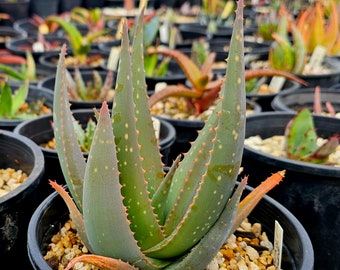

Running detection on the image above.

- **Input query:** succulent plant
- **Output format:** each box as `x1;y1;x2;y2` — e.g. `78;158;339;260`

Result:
148;45;306;115
296;0;340;55
72;116;96;153
46;15;110;64
285;108;339;164
269;13;307;74
201;0;235;34
69;6;105;35
65;68;114;101
0;80;50;119
51;1;284;269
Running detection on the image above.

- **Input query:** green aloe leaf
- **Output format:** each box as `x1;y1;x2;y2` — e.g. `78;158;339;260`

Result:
83;101;142;260
0;64;25;81
53;44;86;211
285;108;318;160
0;82;13;117
131;11;164;198
285;108;339;163
112;15;164;251
11;81;29;116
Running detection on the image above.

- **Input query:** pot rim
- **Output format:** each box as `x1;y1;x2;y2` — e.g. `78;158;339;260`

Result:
245;112;340;177
0;129;44;206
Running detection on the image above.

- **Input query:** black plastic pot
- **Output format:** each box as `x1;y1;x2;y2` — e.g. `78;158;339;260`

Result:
271;87;340;113
27;182;314;269
145;62;187;91
246;79;301;111
13;18;39;36
5;35;68;61
38;50;110;72
14;110;176;193
156;100;262;164
178;23;208;42
0;84;54;131
295;57;340;88
242;112;340;270
210;39;270;59
0;129;44;268
208;25;256;40
0;26;25;48
246;52;340;89
38;70;116;109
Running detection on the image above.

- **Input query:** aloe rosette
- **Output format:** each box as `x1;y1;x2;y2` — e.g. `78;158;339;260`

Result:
51;1;284;269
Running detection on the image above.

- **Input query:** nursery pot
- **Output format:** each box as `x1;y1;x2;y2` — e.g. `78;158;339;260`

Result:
38;70;116;110
38;50;109;72
0;26;25;48
271;87;340;113
13;18;44;36
0;129;44;268
295;57;340;88
246;79;301;111
5;35;68;61
242;112;340;269
0;84;54;131
145;65;187;91
27;183;314;269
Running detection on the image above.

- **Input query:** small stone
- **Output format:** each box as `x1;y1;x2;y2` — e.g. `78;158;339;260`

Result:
206;258;220;270
240;219;252;231
251;223;262;237
238;241;248;250
260;240;273;251
221;248;235;260
246;245;260;261
226;234;236;244
237;259;248;270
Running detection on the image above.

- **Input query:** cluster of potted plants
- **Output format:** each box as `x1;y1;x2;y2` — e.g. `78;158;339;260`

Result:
2;0;340;269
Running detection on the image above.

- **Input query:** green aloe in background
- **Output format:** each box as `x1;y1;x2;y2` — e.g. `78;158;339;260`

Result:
51;1;284;269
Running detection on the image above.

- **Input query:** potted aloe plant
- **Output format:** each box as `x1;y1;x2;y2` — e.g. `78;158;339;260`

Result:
148;43;306;159
0;80;53;130
38;14;110;70
0;128;45;269
242;109;340;269
26;2;312;269
252;2;340;88
38;68;116;109
0;50;53;84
